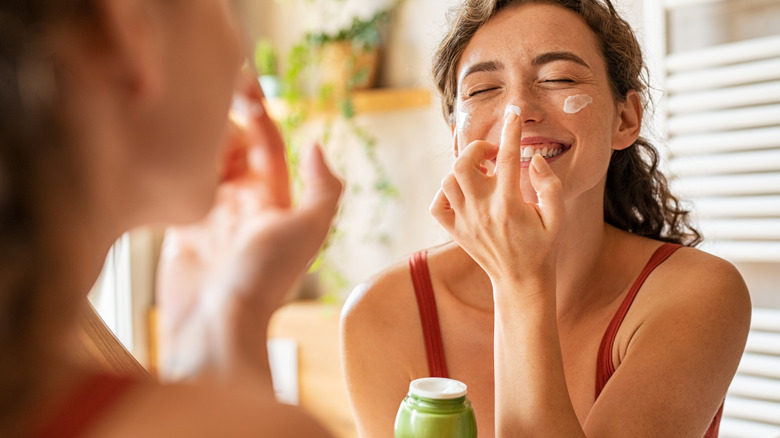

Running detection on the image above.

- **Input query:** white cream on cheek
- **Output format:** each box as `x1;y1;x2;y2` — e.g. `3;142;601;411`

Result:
457;109;471;135
563;94;593;114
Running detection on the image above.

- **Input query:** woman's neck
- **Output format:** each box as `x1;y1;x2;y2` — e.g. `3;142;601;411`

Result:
553;191;638;319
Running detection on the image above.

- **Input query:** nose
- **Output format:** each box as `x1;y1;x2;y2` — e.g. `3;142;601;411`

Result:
507;87;545;125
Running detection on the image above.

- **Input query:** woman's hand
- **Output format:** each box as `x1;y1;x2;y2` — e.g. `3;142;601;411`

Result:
430;106;565;290
156;76;342;383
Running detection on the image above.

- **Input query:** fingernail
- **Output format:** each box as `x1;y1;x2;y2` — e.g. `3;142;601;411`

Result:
531;153;546;172
504;104;521;122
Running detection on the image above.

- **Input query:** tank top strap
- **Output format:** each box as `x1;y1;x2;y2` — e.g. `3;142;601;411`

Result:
408;251;449;378
595;242;682;397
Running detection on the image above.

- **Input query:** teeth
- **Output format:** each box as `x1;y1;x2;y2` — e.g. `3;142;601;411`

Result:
520;147;564;160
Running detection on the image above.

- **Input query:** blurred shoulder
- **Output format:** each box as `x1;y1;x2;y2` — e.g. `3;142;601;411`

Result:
92;382;331;438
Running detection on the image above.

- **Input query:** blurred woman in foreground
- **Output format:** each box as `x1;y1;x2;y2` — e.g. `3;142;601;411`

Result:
0;0;341;436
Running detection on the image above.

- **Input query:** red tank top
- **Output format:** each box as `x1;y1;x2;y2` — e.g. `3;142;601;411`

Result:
32;373;137;438
408;243;722;437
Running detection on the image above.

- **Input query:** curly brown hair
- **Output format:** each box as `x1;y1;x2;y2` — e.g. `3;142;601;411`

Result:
432;0;701;246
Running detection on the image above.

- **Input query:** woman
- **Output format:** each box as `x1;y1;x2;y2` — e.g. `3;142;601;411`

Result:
341;0;751;436
0;0;341;436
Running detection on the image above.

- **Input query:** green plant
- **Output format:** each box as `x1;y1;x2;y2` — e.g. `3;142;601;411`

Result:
305;8;392;51
254;39;278;76
266;2;403;302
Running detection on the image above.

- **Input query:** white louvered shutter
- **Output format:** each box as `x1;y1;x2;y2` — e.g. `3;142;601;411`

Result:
643;1;780;436
645;0;780;263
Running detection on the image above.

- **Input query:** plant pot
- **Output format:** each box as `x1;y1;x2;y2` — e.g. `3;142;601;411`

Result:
318;41;380;96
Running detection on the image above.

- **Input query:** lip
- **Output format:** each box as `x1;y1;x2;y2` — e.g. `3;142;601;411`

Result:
520;136;570;146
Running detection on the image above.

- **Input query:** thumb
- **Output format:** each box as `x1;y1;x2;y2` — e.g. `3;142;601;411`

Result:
529;154;564;232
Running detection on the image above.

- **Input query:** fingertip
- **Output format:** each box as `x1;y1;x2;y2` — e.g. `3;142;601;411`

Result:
305;143;331;178
504;104;521;122
302;143;343;202
530;153;549;174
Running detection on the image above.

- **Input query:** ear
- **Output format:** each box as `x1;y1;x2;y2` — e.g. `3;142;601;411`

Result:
612;89;642;151
95;0;163;102
450;123;459;158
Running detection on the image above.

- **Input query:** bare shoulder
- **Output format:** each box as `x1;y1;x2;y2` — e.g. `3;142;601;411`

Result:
340;253;418;336
90;382;331;438
638;244;751;339
661;246;750;308
340;242;465;336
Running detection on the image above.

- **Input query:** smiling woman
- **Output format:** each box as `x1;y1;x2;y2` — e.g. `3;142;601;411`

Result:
341;1;751;437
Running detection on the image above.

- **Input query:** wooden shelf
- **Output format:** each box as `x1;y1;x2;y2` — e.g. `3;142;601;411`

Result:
265;87;432;119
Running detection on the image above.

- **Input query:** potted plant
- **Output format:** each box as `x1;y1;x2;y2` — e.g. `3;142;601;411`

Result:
306;8;393;97
266;1;402;303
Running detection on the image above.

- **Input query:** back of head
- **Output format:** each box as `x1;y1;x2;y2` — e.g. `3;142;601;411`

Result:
433;0;701;246
0;1;91;433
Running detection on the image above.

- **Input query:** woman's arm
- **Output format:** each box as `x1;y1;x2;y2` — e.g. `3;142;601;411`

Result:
582;251;750;436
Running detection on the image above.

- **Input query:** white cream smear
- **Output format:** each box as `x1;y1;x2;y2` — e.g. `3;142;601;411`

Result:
563;94;593;114
457;110;471;134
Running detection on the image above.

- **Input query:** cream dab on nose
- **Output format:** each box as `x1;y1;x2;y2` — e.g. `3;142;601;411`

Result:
505;104;521;118
563;94;593;114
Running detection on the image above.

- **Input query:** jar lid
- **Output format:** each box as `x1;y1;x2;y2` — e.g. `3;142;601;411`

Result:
409;377;468;400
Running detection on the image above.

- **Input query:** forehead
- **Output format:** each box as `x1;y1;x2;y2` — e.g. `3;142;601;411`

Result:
457;3;604;78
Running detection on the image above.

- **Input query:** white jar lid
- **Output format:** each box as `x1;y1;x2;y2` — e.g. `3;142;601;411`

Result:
409;377;468;399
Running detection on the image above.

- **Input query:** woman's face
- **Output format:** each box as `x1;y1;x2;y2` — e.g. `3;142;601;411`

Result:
454;2;637;203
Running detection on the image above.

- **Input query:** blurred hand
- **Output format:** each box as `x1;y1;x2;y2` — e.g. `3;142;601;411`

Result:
156;75;342;382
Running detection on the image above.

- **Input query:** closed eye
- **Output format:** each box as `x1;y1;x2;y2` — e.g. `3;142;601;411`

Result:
468;87;500;97
544;78;575;83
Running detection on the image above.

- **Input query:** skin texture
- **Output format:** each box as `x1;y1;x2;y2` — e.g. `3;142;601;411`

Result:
341;4;750;438
21;0;342;436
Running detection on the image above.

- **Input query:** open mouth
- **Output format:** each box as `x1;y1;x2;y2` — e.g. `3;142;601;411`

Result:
519;143;569;162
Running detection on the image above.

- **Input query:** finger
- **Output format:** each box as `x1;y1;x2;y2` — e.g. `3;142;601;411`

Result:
239;74;292;208
429;187;455;231
218;120;249;182
529;154;565;232
496;104;523;194
299;143;343;220
440;173;465;211
452;140;496;194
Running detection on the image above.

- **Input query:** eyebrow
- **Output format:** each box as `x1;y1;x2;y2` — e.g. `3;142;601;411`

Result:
532;51;590;68
459;51;590;83
459;60;505;82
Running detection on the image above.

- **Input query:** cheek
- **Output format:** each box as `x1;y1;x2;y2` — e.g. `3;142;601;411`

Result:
454;103;503;151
